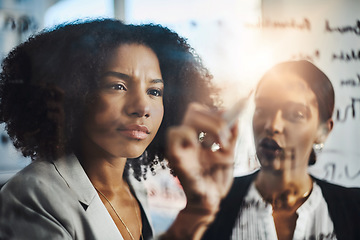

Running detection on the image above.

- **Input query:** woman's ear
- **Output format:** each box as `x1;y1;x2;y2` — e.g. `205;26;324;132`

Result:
315;118;334;144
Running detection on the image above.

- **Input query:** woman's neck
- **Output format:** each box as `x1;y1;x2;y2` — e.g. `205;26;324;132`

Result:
75;142;128;192
255;169;313;210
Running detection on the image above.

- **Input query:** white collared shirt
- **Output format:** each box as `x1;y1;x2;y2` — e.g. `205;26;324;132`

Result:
231;181;337;240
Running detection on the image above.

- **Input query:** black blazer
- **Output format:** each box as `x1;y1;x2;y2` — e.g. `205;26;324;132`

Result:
202;171;360;240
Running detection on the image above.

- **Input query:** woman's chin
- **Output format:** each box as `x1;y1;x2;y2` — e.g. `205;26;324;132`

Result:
103;146;146;160
258;154;284;172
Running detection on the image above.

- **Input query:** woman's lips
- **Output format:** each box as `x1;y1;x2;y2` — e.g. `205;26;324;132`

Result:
117;125;150;140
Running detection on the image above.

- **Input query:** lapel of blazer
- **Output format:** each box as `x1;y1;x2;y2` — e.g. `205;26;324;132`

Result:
202;170;259;240
53;154;124;240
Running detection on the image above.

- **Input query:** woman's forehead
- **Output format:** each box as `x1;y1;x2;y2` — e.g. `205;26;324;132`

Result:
256;71;318;106
257;71;311;92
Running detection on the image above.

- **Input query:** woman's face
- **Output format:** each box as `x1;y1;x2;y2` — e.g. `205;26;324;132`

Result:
253;71;322;173
82;44;164;159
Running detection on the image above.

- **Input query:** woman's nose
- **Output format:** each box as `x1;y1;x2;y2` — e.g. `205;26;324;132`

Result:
125;90;150;118
265;110;284;135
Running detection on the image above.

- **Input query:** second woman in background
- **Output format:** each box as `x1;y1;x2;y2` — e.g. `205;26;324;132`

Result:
202;60;360;240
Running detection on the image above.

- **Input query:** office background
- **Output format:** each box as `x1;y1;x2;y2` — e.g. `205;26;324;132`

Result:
1;0;359;232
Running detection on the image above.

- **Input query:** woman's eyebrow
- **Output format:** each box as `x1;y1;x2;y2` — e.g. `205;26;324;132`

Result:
284;101;311;113
150;78;164;85
101;71;164;84
101;71;131;81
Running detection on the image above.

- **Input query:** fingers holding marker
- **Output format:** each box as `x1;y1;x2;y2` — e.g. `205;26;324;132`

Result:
166;125;199;161
185;91;252;152
182;103;232;150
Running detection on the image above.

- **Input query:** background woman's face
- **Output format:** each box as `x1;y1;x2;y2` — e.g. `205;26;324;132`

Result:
82;44;164;159
253;71;321;173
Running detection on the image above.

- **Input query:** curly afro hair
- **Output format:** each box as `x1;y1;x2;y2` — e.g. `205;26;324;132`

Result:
0;18;219;180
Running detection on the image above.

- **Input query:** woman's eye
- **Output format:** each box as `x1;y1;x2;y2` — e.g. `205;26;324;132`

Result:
148;89;163;97
295;111;305;118
282;103;310;122
286;109;307;122
293;110;306;120
111;84;126;91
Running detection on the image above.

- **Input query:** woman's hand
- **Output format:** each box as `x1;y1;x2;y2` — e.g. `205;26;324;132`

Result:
162;103;239;239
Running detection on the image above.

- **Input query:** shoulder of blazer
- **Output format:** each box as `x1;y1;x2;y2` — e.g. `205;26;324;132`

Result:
312;176;360;240
202;170;259;240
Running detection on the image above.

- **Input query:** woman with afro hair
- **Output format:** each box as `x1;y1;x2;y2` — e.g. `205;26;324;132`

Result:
0;19;238;240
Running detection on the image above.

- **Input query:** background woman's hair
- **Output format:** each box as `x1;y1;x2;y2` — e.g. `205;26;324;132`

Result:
0;18;218;180
256;60;335;165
